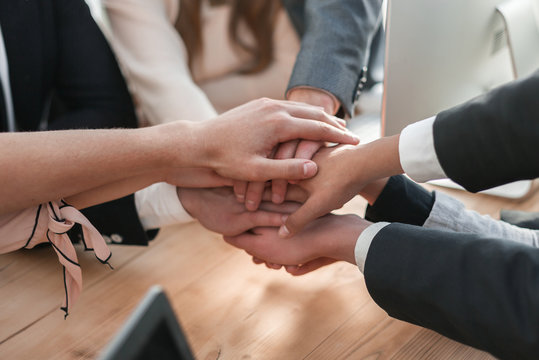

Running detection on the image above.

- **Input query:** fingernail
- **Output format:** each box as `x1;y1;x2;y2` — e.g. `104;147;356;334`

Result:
246;200;256;210
281;214;289;223
278;225;290;237
272;193;283;204
236;194;245;202
303;162;317;177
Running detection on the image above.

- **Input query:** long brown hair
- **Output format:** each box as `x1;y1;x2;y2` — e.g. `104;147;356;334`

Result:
176;0;280;74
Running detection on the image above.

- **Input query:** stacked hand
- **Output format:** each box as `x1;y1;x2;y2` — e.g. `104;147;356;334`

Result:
232;90;341;211
165;97;401;277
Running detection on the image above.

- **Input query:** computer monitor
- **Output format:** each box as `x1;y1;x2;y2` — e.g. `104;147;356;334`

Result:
382;0;539;198
99;286;195;360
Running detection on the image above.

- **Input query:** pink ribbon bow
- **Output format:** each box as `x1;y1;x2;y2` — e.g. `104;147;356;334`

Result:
45;201;112;318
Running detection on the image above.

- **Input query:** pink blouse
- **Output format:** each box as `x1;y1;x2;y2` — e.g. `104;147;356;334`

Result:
0;200;111;317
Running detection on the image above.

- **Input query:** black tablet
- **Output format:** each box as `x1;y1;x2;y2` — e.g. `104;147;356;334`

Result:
99;286;195;360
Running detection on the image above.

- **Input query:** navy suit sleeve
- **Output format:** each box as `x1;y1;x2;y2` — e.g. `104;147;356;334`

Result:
49;0;151;245
365;223;539;360
433;70;539;192
365;175;435;226
283;0;382;116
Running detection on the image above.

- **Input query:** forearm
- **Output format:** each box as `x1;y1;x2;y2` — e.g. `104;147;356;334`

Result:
65;171;161;210
286;0;383;116
0;123;200;214
433;70;539;191
425;191;539;247
350;135;403;186
365;224;539;359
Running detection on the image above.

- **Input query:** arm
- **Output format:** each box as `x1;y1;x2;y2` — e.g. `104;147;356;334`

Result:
432;70;539;192
283;0;383;116
365;224;539;359
0;98;358;214
103;0;217;124
226;211;539;359
283;71;539;235
49;0;147;245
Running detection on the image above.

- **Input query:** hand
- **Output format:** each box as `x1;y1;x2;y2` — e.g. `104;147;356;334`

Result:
224;213;370;271
269;89;341;205
237;89;344;210
237;140;324;210
197;98;359;182
280;136;402;237
178;187;302;236
165;168;233;188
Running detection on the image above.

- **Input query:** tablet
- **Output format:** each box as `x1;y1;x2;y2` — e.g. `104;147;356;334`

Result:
99;285;195;360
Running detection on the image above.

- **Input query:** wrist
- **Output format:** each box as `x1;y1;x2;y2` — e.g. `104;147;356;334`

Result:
287;87;340;115
148;121;205;169
321;214;371;265
176;187;196;219
360;178;390;205
352;135;403;184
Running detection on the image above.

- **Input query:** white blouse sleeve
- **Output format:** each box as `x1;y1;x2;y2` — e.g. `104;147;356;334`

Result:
103;0;217;124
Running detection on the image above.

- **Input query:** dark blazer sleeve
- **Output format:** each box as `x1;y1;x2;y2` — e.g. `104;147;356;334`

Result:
364;175;435;226
282;0;382;116
364;224;539;360
48;0;151;246
433;70;539;192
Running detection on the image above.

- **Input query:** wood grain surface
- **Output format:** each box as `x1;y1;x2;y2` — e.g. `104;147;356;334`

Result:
1;183;537;359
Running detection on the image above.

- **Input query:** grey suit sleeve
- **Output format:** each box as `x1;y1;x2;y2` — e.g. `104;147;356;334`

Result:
433;70;539;192
365;223;539;360
283;0;382;116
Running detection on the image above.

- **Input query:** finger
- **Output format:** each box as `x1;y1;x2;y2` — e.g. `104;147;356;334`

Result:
263;185;308;203
251;158;318;182
283;185;308;203
280;118;359;146
285;258;337;276
258;201;301;214
280;196;328;237
271;141;299;204
283;104;347;130
265;263;282;270
246;210;288;228
233;181;248;202
245;181;266;211
252;257;264;265
294;140;323;160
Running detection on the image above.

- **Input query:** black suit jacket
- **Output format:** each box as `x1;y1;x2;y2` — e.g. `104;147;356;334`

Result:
364;72;539;359
0;0;150;245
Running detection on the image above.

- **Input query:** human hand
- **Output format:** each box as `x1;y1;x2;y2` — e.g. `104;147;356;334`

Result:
237;90;344;210
280;135;403;237
197;98;359;182
268;88;342;206
224;213;370;271
178;186;302;236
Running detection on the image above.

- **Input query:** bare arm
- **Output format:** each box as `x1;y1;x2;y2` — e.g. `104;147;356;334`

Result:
1;98;358;215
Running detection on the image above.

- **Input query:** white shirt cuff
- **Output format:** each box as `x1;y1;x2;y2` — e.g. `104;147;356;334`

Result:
354;222;390;273
134;182;194;230
399;116;447;183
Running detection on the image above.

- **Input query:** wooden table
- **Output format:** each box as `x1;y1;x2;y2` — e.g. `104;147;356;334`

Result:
1;184;538;360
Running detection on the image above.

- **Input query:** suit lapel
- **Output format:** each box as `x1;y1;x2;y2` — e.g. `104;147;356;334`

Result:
0;0;44;131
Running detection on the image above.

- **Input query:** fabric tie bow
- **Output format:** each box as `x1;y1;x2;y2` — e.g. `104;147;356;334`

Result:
45;201;112;318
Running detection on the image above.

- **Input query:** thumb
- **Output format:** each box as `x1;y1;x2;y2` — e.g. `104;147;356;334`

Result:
279;196;326;237
254;158;318;181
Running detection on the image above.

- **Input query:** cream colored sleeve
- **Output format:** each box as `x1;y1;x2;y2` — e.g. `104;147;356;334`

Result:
199;10;300;113
103;0;217;124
